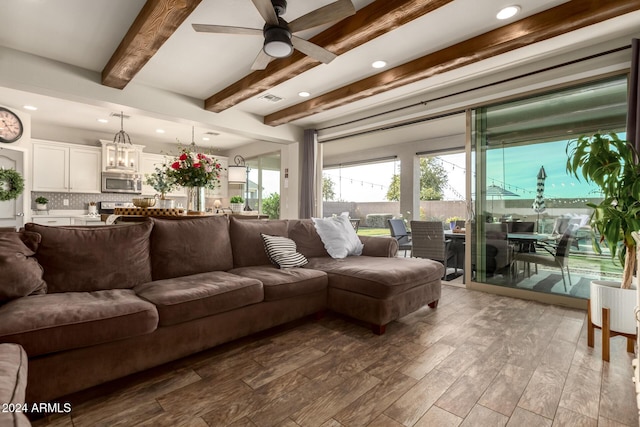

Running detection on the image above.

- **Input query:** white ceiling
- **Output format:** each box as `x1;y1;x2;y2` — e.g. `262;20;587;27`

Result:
0;0;638;153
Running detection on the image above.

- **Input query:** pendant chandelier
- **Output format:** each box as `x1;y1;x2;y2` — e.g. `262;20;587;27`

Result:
106;111;134;170
112;111;132;145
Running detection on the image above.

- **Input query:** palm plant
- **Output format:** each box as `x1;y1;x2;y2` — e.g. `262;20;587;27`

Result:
566;132;640;289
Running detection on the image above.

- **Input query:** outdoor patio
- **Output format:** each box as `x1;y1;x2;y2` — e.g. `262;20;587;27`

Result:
357;224;623;300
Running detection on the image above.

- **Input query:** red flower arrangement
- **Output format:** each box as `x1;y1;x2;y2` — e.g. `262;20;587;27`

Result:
167;145;222;189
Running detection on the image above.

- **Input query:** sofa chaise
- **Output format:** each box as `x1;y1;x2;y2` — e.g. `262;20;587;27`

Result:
0;216;442;404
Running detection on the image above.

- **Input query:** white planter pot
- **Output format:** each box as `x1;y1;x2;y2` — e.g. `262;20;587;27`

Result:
590;280;637;335
36;203;47;211
230;203;243;213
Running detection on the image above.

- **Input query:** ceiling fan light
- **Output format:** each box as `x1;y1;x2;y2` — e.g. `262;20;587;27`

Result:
263;27;293;58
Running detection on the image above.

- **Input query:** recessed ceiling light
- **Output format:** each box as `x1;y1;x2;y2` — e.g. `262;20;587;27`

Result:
496;5;520;20
156;129;165;134
23;105;37;111
97;118;109;123
202;137;210;141
371;60;387;69
298;91;310;97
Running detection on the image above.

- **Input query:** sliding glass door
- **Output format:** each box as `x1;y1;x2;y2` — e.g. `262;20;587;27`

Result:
471;75;628;298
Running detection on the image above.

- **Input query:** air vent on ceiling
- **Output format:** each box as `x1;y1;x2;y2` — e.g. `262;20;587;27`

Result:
110;112;130;119
258;93;284;103
204;131;220;136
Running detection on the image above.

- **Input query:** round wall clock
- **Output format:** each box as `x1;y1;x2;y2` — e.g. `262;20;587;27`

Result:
0;107;24;143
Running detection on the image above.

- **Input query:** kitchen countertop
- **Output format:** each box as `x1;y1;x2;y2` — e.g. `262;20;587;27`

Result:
31;210;103;220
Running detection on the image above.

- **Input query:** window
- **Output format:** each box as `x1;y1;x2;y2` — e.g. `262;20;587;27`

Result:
322;158;397;232
246;152;280;218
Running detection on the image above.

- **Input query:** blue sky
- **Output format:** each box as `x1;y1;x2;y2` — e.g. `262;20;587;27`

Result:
486;139;601;200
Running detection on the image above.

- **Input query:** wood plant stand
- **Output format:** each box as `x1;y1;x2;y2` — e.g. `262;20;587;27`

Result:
587;298;637;362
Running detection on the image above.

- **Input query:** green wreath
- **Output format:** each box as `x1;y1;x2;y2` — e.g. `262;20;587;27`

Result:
0;169;25;201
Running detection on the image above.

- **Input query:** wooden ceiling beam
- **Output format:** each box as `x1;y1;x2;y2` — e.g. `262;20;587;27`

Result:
204;0;454;113
265;0;640;126
102;0;202;89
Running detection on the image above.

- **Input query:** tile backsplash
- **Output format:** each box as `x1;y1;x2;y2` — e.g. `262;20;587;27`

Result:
31;192;186;210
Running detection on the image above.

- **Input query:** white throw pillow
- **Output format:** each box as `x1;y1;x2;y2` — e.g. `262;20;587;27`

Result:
312;214;363;259
261;234;308;268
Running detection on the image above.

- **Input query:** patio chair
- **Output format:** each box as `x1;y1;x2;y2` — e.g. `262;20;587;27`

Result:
388;219;411;257
410;221;457;279
486;222;515;281
549;215;589;250
514;223;577;291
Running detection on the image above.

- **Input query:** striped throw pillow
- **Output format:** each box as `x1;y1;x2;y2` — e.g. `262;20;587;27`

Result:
261;234;308;269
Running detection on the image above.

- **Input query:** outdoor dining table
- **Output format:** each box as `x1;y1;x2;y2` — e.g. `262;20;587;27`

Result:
443;230;551;272
444;230;550;244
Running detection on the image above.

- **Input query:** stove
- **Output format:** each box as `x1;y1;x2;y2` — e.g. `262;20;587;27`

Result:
98;201;135;215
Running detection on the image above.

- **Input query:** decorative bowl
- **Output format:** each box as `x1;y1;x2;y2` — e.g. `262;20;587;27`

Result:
132;198;157;208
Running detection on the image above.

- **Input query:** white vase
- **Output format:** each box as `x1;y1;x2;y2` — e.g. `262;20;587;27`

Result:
590;280;637;335
230;203;243;213
157;198;175;209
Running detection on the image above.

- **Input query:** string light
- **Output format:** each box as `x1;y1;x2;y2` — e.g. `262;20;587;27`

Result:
323;171;385;191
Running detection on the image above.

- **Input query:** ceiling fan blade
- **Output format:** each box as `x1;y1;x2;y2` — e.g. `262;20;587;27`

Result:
251;49;274;70
192;24;262;35
292;36;337;64
288;0;355;33
251;0;279;25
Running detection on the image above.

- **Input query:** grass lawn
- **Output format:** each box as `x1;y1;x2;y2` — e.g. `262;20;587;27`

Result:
357;227;390;237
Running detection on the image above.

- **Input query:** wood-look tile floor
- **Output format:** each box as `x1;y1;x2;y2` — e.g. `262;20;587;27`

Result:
32;284;638;427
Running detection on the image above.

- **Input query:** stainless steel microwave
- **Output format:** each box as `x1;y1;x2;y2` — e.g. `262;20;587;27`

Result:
101;171;142;194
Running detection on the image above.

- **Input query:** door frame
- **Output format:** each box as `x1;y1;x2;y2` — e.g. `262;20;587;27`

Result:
0;145;29;228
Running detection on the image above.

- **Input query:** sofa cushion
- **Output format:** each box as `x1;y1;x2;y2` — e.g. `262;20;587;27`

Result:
230;217;288;267
287;219;330;258
0;232;47;303
305;256;443;299
228;265;327;301
261;234;308;268
25;222;153;293
0;344;29;427
312;215;363;258
359;235;399;257
15;230;41;252
0;290;158;357
149;216;233;280
134;271;263;326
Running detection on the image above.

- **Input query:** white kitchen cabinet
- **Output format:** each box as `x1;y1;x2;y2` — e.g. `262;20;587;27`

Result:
69;147;101;193
30;216;72;226
33;140;101;193
72;217;105;226
32;142;68;192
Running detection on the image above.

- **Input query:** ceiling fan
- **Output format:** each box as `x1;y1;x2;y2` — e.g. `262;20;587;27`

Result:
192;0;355;70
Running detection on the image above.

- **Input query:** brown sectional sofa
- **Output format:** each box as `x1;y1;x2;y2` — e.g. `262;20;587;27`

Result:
0;343;30;427
0;216;442;404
